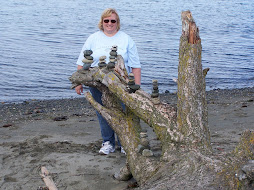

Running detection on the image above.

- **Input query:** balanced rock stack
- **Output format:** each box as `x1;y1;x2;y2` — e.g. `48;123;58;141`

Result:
98;56;107;68
151;80;160;104
127;73;140;93
138;129;153;157
140;129;150;149
82;50;93;70
107;45;117;69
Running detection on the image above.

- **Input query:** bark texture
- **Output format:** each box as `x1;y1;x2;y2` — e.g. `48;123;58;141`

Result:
178;11;211;153
69;11;254;190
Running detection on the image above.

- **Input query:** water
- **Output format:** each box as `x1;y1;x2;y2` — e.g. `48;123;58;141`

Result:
0;0;253;103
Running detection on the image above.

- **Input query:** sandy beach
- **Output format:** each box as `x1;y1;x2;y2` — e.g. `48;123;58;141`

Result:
0;87;253;190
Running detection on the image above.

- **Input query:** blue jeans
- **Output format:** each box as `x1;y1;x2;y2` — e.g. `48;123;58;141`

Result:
89;87;120;147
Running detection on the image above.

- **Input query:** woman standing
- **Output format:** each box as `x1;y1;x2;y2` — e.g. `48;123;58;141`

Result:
75;8;141;155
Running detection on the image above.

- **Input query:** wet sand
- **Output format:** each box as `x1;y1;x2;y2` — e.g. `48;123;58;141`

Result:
0;87;253;190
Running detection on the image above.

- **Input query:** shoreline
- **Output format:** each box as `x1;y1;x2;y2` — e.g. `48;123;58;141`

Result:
1;86;254;104
1;87;253;124
0;87;253;189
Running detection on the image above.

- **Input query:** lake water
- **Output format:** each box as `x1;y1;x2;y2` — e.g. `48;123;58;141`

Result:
0;0;253;103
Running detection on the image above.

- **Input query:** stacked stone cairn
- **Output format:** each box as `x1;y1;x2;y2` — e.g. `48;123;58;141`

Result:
151;80;160;104
138;129;153;157
82;50;93;70
98;56;107;68
107;45;118;70
127;73;140;93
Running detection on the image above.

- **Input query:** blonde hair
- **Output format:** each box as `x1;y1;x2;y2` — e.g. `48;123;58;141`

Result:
98;8;120;31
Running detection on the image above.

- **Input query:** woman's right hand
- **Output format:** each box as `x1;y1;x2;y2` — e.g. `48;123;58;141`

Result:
75;85;83;95
75;65;84;95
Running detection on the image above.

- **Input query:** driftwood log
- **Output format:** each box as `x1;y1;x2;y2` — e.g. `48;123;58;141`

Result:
40;167;58;190
69;11;254;190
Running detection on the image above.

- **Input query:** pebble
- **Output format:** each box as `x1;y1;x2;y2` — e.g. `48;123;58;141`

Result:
84;55;93;60
140;138;150;148
111;45;117;51
2;124;13;128
142;149;153;157
110;51;117;56
242;160;254;180
110;58;116;62
138;144;145;153
99;62;107;68
107;62;115;69
128;73;134;79
83;63;91;70
128;79;135;85
53;116;68;121
99;56;106;61
151;92;159;98
83;50;93;56
82;59;93;64
140;132;148;138
128;84;140;91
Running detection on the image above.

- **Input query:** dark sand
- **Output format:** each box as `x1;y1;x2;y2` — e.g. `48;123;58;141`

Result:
0;87;253;190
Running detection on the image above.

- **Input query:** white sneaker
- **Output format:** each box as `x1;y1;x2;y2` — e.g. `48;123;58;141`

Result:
121;147;126;155
99;141;115;155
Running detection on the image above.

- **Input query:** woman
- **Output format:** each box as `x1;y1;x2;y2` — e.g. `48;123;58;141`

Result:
75;8;141;155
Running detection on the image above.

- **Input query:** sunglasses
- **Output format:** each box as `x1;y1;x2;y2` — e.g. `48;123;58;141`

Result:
103;19;117;23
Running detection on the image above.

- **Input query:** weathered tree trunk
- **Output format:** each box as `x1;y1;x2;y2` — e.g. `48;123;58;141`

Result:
178;11;211;153
69;11;254;190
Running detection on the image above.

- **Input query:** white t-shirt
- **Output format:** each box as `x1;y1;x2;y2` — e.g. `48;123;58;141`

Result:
76;30;141;73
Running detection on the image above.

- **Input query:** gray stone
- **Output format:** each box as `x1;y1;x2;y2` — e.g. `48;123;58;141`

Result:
140;132;148;138
107;62;115;69
128;73;134;78
141;138;150;147
141;129;147;133
153;86;159;90
98;62;107;68
152;79;158;84
151;97;160;105
138;144;145;153
111;45;117;51
83;50;93;56
109;58;116;62
99;55;106;61
142;149;153;157
114;165;132;181
242;160;254;180
84;55;93;60
129;84;140;91
83;63;91;70
110;51;117;56
151;92;159;98
82;58;93;64
128;80;135;85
